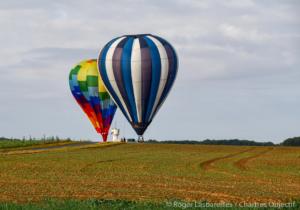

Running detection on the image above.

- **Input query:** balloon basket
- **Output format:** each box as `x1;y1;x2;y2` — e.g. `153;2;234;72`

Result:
137;135;144;143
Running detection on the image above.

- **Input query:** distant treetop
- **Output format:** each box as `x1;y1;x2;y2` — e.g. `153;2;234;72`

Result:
281;137;300;146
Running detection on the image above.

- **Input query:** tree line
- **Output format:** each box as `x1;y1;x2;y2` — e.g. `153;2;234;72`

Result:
146;137;300;146
280;136;300;146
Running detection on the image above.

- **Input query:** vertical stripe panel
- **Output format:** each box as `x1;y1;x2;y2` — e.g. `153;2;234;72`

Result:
105;37;133;122
147;36;169;120
143;36;161;122
98;37;132;122
120;37;138;123
149;37;178;121
139;37;152;123
131;38;142;123
112;38;136;123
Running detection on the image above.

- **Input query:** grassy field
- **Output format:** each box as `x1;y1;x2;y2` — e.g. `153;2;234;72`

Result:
0;143;299;208
0;139;73;149
0;199;297;210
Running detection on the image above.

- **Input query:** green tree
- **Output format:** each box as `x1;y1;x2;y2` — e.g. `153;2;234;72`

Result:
281;137;300;146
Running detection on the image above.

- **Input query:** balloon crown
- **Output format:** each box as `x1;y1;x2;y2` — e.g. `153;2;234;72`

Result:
123;34;152;38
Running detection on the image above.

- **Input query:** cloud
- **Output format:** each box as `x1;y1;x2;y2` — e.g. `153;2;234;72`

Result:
219;24;271;42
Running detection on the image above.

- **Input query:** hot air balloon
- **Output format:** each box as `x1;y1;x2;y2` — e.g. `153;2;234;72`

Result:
69;59;117;142
97;34;178;141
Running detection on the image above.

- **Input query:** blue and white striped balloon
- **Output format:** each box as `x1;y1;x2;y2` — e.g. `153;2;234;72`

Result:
97;34;178;138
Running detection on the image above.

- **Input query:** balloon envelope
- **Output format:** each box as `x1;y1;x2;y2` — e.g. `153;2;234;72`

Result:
98;34;178;136
69;59;117;141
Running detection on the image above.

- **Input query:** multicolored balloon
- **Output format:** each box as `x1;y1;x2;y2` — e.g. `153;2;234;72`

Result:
69;59;117;142
97;34;178;140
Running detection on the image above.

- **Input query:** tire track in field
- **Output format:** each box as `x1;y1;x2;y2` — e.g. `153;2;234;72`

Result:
199;148;255;170
78;143;127;172
81;142;124;150
0;142;96;155
0;142;124;156
79;156;134;173
234;147;274;170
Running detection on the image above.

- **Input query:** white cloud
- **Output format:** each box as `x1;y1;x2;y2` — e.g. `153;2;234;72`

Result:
220;24;270;42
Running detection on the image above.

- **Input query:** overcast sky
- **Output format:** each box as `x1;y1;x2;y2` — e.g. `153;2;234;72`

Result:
0;0;299;142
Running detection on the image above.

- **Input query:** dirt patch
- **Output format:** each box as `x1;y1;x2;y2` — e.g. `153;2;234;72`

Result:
79;159;122;172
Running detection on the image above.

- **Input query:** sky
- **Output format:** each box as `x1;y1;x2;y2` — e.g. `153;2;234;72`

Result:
0;0;299;143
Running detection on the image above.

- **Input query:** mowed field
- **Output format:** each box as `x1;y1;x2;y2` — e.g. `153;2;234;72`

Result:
0;143;299;204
